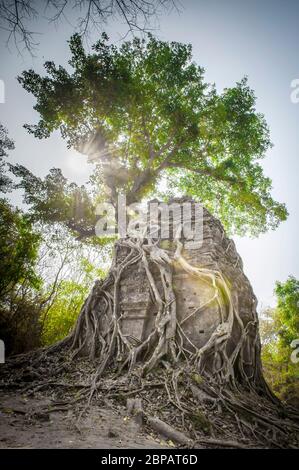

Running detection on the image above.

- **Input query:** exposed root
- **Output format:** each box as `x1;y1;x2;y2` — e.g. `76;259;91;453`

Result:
2;360;298;448
1;235;299;448
64;234;271;400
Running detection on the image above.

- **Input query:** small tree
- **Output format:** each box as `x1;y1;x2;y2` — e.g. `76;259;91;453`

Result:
0;199;42;354
261;277;299;403
0;123;15;194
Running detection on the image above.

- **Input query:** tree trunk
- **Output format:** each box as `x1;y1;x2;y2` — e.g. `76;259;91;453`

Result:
4;197;299;448
69;198;270;394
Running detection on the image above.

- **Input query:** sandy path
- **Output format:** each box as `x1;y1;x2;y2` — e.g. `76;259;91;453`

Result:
0;392;167;449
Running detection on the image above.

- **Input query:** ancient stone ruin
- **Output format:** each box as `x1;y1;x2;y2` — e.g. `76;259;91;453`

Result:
118;199;256;354
68;195;266;394
69;196;261;385
4;197;298;449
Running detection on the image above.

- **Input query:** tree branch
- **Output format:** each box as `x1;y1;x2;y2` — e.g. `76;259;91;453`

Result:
166;161;244;188
66;220;96;240
0;0;178;53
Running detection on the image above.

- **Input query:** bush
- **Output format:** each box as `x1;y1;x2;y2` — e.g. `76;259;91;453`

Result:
0;200;42;355
260;277;299;406
40;256;107;346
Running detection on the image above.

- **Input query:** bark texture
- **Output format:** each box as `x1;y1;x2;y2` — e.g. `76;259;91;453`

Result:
70;198;268;393
2;198;299;448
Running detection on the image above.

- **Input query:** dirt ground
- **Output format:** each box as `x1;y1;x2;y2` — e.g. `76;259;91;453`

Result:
0;392;167;449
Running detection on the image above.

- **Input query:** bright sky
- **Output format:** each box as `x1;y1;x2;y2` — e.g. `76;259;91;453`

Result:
0;0;298;310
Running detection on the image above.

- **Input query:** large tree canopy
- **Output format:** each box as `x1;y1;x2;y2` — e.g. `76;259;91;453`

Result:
17;34;287;236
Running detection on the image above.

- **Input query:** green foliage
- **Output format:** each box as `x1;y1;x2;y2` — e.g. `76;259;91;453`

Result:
0;292;43;355
17;33;287;236
0;127;43;354
0;202;109;353
41;279;88;345
35;225;109;346
0;198;42;354
275;277;299;347
19;34;205;150
0;199;41;297
0;123;15;194
11;164;97;239
0;127;110;354
41;258;106;345
261;277;299;404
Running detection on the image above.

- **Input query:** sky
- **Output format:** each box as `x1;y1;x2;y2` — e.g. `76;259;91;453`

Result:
0;0;298;310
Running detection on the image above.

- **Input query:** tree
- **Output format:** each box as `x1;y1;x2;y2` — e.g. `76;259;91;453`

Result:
261;277;299;405
17;34;287;237
0;125;43;354
41;259;107;345
0;0;176;53
7;35;298;448
0;125;40;297
0;205;109;355
15;33;288;375
36;224;109;344
0;198;42;354
0;123;15;194
0;124;110;355
11;165;99;240
275;277;299;348
0;200;41;297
